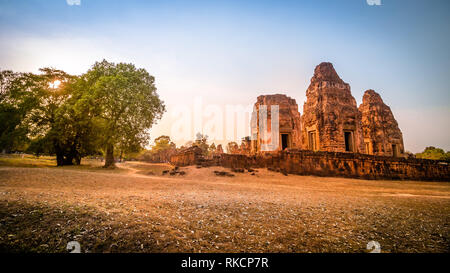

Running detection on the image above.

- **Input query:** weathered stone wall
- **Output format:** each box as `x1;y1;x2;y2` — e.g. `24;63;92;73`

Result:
217;151;450;181
169;146;203;167
170;148;449;181
301;63;365;153
359;89;405;157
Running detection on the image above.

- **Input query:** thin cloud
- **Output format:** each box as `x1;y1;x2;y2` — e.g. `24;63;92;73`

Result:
66;0;81;6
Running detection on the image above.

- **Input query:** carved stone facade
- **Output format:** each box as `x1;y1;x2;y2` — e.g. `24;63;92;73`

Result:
250;62;404;157
251;94;302;153
359;89;404;157
169;63;445;180
301;62;364;153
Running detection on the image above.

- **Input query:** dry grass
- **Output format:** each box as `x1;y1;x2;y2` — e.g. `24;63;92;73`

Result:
0;156;449;253
0;154;56;168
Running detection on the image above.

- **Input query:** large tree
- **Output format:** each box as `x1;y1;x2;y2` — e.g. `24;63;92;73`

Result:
0;70;31;152
19;68;83;166
2;67;97;166
80;60;165;167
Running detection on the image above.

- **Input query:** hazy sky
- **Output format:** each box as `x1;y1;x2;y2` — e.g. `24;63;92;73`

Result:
1;0;449;152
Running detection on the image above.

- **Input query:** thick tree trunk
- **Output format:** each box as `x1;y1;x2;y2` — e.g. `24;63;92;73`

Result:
55;143;64;167
56;152;64;166
73;137;82;165
74;154;81;165
104;144;115;168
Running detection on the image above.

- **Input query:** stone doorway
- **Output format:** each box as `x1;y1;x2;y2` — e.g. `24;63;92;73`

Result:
392;144;398;157
365;142;371;155
308;131;317;151
281;134;289;150
344;131;354;152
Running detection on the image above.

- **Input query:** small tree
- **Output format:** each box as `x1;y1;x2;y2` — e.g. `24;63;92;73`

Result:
153;135;175;151
151;135;176;162
208;143;216;156
194;133;209;155
226;141;239;154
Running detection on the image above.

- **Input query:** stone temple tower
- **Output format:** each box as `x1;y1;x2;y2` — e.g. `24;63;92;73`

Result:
301;62;364;153
251;94;302;153
359;89;404;157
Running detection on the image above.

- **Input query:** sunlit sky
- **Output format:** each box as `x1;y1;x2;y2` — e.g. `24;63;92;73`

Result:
1;0;449;152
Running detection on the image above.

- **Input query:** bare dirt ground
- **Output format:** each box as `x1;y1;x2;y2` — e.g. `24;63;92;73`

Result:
0;157;449;253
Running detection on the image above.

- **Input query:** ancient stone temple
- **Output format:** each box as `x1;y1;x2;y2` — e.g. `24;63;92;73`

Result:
170;63;450;179
301;62;364;153
249;62;404;157
359;89;404;157
251;94;302;152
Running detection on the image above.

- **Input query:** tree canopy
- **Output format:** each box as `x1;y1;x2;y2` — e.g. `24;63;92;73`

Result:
0;60;165;167
415;147;450;161
78;60;165;167
139;135;177;163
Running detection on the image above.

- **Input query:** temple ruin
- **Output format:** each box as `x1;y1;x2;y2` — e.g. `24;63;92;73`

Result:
250;94;302;153
359;89;405;157
251;62;404;157
170;62;450;181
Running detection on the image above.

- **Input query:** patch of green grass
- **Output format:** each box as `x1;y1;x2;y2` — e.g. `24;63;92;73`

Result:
0;154;127;173
124;162;173;175
0;154;56;168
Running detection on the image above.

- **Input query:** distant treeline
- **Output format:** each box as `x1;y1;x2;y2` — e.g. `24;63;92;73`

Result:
415;147;450;161
0;60;165;167
138;134;223;164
